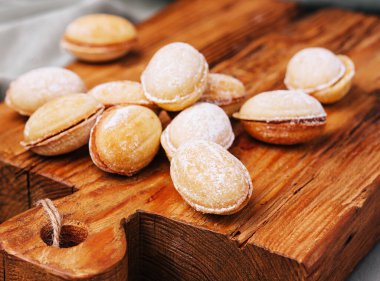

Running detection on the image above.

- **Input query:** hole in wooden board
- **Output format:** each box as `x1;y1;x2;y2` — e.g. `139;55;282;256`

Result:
40;222;88;248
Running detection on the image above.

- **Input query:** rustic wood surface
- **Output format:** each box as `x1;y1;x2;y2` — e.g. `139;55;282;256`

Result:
0;0;301;224
1;0;380;280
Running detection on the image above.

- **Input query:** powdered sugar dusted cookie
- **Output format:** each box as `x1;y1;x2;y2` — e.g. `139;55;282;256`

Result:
88;80;156;109
141;42;208;111
233;90;326;145
61;14;137;62
89;105;162;176
6;67;86;116
170;140;253;215
22;94;104;156
201;73;247;116
285;47;355;104
161;103;234;160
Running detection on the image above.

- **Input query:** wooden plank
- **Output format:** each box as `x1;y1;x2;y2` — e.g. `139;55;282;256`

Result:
67;0;302;88
0;1;380;281
0;163;29;221
126;211;307;280
0;0;301;223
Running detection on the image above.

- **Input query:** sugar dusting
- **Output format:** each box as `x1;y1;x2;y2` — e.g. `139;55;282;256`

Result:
141;42;208;103
94;105;161;174
201;73;246;105
102;106;133;130
285;47;346;93
170;140;253;214
8;67;86;114
89;81;151;105
237;90;326;121
14;67;85;98
165;103;234;154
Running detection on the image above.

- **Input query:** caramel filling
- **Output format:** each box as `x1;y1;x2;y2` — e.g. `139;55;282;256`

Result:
252;116;326;124
63;36;137;50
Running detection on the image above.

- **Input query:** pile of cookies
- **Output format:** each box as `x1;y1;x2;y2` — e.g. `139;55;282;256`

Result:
6;14;355;215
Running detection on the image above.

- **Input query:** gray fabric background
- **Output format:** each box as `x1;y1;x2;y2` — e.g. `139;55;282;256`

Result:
0;0;378;280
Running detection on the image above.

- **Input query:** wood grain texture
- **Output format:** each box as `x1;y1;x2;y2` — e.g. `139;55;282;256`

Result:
0;0;301;223
0;0;380;280
126;212;306;281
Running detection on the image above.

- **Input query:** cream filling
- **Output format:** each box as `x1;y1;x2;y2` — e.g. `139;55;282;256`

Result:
233;112;327;123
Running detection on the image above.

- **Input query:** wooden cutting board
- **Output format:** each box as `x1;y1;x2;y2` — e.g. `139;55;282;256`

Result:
0;0;379;280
